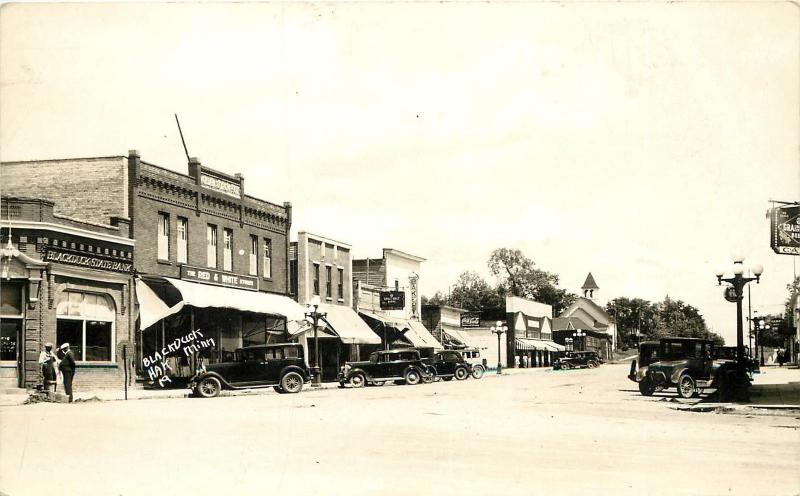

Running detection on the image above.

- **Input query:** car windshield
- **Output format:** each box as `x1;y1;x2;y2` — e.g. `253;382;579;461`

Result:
369;353;379;363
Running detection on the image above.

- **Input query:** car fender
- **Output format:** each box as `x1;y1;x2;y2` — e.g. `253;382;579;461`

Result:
403;365;426;377
280;364;310;382
345;367;373;382
193;372;234;390
670;367;690;384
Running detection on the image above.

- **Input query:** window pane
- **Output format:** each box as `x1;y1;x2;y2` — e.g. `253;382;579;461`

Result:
85;321;112;361
313;264;319;295
207;225;217;268
242;314;266;348
57;320;83;361
157;213;169;260
249;236;257;275
337;268;344;299
263;239;272;278
223;229;233;271
177;218;188;264
0;320;20;360
1;283;23;315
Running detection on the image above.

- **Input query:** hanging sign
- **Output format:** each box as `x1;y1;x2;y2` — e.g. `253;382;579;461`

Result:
379;291;405;310
770;204;800;255
724;286;738;303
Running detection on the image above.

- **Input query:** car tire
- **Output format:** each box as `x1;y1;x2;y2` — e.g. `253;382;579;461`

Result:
587;361;597;369
371;381;385;387
455;367;469;380
677;374;696;399
422;370;435;384
638;379;655;396
349;373;366;388
273;385;284;393
196;377;221;398
404;369;421;385
280;372;304;394
471;365;485;379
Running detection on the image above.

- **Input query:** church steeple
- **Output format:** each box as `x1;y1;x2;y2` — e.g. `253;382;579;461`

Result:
582;272;599;299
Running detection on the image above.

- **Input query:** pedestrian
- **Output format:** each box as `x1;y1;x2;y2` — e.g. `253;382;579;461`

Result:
57;343;76;403
522;354;529;368
38;342;58;392
777;348;785;367
514;355;520;368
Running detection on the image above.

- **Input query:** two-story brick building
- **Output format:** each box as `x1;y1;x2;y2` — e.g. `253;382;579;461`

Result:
2;150;305;389
288;232;380;381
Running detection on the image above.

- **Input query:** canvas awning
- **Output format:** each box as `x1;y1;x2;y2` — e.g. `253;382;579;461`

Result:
137;277;307;330
357;311;442;349
516;338;563;352
442;325;476;348
319;304;381;345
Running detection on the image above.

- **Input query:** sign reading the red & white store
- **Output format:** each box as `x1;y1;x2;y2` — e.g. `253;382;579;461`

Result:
180;265;259;291
44;248;133;273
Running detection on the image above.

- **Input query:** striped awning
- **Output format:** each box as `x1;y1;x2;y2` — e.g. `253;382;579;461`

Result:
516;338;563;352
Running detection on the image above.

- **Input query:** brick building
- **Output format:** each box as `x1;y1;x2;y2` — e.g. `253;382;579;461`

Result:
1;197;135;390
2;150;304;389
288;232;380;381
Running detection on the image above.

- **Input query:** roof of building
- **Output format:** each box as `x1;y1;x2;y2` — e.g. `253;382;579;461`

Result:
582;272;599;290
551;317;598;331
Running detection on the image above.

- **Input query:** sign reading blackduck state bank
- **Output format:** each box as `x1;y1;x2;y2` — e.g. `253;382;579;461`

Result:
180;265;258;291
460;312;481;328
379;290;405;310
45;247;133;273
770;204;800;255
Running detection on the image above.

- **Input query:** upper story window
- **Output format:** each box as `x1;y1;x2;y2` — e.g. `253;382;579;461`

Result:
337;268;344;300
223;228;233;271
249;235;258;276
177;217;188;264
157;213;169;260
313;263;320;295
325;266;332;298
263;238;272;279
206;224;217;268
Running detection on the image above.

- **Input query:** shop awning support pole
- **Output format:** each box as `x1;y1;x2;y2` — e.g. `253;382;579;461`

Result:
123;345;128;400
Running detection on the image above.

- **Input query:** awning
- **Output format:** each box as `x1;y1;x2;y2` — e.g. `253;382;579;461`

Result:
516;338;543;351
442;325;475;348
357;311;442;349
516;338;563;352
137;277;307;330
544;341;566;352
319;304;381;345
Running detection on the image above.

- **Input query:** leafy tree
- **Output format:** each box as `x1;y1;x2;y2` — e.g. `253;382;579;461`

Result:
448;271;503;311
608;295;719;346
487;248;576;314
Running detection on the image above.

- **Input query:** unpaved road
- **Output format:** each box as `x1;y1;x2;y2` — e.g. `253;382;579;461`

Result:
1;363;798;496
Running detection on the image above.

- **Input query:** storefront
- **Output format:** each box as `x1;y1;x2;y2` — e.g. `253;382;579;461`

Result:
358;310;441;357
515;338;564;367
136;276;306;387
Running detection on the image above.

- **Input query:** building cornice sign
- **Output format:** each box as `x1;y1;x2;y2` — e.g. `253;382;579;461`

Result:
770;204;800;255
200;172;241;199
460;312;481;328
44;248;132;273
379;290;405;310
180;265;258;291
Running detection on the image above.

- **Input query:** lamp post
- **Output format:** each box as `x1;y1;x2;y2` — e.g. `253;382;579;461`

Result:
715;257;763;370
573;330;586;352
757;319;769;366
305;295;327;387
565;337;573;352
490;320;508;375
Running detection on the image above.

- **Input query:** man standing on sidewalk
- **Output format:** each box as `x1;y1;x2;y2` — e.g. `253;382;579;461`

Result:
58;343;76;403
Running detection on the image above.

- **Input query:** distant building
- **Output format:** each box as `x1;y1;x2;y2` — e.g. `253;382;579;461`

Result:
352;249;441;354
553;273;614;359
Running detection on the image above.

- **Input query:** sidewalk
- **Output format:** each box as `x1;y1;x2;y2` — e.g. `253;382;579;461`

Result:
747;365;800;407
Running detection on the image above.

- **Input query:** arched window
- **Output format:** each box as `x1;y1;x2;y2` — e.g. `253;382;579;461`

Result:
56;291;115;362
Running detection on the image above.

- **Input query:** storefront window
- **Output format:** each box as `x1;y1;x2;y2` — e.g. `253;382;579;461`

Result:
56;291;115;362
0;321;21;361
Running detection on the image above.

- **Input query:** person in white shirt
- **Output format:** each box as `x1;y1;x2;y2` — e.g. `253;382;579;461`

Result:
38;342;58;392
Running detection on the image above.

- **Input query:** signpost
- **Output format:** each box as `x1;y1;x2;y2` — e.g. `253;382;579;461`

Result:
770;203;800;255
379;291;405;310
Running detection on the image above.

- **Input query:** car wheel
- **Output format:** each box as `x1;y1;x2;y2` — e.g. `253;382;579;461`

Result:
273;385;284;393
677;374;696;399
638;379;655;396
471;365;485;379
587;361;597;369
404;369;421;385
197;377;221;398
280;372;304;394
371;381;385;387
349;373;366;388
442;376;453;382
455;367;469;380
422;370;435;384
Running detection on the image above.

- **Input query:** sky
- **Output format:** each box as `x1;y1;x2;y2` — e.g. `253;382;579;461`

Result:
1;2;798;345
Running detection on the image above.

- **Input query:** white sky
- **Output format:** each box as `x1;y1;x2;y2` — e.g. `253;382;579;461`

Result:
2;3;798;344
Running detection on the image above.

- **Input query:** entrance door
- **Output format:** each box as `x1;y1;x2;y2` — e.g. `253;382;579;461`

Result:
1;319;22;387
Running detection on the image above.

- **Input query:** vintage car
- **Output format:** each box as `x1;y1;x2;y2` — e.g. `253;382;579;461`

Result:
553;351;600;370
423;350;474;381
188;343;311;398
627;341;660;393
457;348;487;379
639;337;740;398
337;349;432;388
713;346;760;373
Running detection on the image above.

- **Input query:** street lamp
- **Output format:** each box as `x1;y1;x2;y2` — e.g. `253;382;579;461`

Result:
757;319;770;366
305;295;327;387
573;330;586;352
490;320;508;375
715;258;763;370
565;337;573;352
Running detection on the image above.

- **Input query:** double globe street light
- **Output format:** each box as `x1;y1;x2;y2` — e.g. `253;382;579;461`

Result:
305;295;327;387
573;330;586;352
715;256;763;370
490;320;508;375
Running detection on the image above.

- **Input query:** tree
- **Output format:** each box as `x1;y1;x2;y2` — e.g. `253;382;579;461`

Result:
608;295;718;346
487;248;576;314
447;271;502;311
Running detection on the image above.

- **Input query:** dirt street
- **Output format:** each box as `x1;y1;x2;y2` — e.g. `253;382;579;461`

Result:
1;363;798;496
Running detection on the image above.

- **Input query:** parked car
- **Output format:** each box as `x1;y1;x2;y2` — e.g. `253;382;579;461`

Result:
712;346;759;373
553;351;600;370
189;343;311;398
457;348;487;379
627;341;661;394
337;349;432;388
639;337;740;398
423;350;474;381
